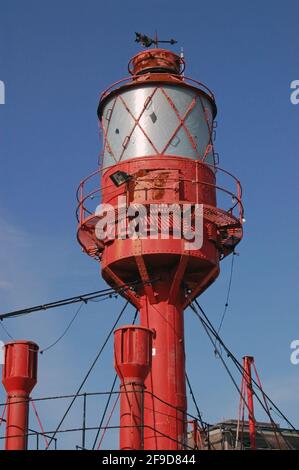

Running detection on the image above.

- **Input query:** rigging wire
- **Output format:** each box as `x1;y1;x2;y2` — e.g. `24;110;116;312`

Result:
96;393;120;450
196;298;298;435
217;251;236;334
191;300;297;446
0;389;207;426
185;372;205;430
92;375;118;450
251;360;282;449
185;371;215;450
45;300;130;450
0;400;7;428
0;279;156;321
0;414;56;446
30;400;49;449
0;287;115;320
0;320;14;340
39;293;120;354
0;390;207;430
190;302;289;449
40;302;85;354
89;293;118;303
2;272;294;448
190;302;246;408
4;423;194;450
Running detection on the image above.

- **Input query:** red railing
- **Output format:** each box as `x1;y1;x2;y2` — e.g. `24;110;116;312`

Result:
76;161;244;228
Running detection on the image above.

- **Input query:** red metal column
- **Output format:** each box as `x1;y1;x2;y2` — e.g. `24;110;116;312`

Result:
139;278;187;450
243;356;256;450
114;325;153;450
2;341;38;450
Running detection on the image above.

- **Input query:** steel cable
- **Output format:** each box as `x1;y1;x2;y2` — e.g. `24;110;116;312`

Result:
45;300;129;449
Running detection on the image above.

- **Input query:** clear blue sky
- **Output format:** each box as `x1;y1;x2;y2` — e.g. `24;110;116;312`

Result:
0;0;298;449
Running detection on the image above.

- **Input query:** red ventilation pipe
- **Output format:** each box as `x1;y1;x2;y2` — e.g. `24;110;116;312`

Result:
2;340;39;450
114;325;153;450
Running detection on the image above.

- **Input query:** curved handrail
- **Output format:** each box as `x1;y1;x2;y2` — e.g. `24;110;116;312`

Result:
182;76;215;102
99;74;216;105
76;161;244;227
100;76;134;101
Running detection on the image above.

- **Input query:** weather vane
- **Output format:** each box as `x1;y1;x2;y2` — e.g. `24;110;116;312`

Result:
135;32;177;48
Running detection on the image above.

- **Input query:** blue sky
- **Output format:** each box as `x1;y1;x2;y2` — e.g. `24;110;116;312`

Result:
0;0;298;449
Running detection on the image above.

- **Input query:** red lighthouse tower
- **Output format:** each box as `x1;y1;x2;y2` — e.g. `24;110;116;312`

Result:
77;39;243;450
